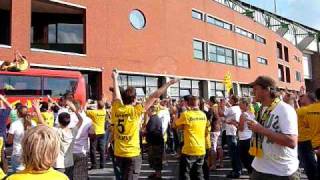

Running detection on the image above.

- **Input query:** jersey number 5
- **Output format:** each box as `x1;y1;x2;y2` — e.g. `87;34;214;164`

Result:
117;119;125;133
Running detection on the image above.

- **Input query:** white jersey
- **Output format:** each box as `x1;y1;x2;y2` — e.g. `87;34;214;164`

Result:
252;101;299;176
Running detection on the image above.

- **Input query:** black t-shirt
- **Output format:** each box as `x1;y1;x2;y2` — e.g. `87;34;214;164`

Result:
146;114;164;145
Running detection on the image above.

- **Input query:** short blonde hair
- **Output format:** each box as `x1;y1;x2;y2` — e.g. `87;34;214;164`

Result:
22;125;60;171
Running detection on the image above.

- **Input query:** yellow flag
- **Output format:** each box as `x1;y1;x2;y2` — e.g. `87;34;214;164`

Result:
224;72;232;93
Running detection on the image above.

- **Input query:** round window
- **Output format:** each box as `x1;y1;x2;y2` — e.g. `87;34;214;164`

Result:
129;10;146;30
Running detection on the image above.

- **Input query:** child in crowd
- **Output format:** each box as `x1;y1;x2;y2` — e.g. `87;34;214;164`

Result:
54;100;83;180
6;125;68;180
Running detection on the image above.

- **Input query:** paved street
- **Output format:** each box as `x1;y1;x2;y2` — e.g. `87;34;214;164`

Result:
88;153;307;180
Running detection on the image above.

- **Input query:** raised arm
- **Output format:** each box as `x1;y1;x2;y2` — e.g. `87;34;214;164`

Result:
47;95;61;109
0;95;12;110
111;69;122;103
66;100;83;129
32;100;45;125
144;78;179;111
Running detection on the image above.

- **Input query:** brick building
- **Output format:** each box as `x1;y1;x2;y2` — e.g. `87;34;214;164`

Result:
1;0;316;100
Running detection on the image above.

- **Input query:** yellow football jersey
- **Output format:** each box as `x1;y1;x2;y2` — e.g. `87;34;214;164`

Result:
296;107;312;142
41;112;54;127
175;109;209;156
301;103;320;148
6;168;68;180
111;100;144;157
86;109;107;135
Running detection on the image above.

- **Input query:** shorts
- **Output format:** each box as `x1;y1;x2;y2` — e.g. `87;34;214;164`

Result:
210;131;221;151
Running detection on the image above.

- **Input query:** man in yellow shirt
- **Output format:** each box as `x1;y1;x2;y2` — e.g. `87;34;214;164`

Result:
86;100;107;169
296;93;318;180
110;69;178;180
173;96;210;180
300;89;320;178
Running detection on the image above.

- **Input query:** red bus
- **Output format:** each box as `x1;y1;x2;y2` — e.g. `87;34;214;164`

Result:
0;68;86;106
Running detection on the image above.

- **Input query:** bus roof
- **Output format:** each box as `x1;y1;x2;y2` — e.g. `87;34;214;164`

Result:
0;68;83;78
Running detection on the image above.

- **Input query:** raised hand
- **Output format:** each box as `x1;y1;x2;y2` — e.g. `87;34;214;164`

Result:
66;100;77;112
32;99;41;110
112;69;119;80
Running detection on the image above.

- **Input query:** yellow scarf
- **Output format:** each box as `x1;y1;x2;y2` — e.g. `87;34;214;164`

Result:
249;98;280;157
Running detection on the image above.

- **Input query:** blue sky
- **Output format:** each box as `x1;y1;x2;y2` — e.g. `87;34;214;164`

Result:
241;0;320;30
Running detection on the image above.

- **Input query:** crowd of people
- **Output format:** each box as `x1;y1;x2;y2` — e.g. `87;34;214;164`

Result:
0;72;320;180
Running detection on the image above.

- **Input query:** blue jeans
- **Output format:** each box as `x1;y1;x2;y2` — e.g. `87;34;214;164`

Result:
90;134;106;168
226;135;242;174
298;141;318;180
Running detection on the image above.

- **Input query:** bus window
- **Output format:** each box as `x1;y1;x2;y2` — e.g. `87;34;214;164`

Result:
0;75;41;96
43;77;78;97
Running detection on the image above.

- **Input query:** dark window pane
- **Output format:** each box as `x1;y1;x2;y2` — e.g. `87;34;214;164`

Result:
0;1;11;45
0;75;41;96
48;24;56;43
43;77;77;97
57;24;83;44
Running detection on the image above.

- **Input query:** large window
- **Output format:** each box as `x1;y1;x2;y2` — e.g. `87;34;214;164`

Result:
206;15;232;30
210;81;226;98
43;77;78;97
235;27;254;39
192;10;203;20
31;0;85;54
0;0;11;45
170;79;201;99
193;40;205;60
118;74;160;98
208;43;234;65
0;75;41;96
237;52;250;68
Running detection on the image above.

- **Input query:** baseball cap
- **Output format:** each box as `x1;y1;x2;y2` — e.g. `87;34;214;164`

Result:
249;76;276;89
